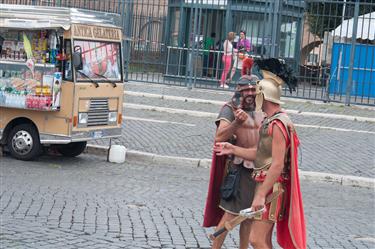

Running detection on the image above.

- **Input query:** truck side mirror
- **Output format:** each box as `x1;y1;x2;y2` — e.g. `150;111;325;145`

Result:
73;46;83;71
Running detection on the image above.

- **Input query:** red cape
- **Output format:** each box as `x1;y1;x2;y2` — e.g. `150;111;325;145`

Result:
277;129;307;249
202;152;227;227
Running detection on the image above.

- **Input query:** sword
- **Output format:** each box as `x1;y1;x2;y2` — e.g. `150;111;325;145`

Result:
209;207;265;240
209;189;282;240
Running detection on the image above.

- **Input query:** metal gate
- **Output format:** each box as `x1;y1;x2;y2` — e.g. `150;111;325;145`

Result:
300;0;375;105
1;0;375;105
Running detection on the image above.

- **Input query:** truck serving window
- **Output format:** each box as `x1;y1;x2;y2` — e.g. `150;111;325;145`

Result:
74;40;122;82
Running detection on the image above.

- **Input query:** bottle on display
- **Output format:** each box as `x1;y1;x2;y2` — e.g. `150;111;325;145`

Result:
49;34;57;64
45;47;50;63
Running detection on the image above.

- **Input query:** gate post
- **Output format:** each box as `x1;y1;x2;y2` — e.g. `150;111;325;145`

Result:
123;0;134;82
345;0;359;106
187;0;198;90
224;0;232;37
270;0;281;58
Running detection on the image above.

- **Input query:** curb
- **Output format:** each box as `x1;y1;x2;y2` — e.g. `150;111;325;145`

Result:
85;144;212;168
124;103;217;118
125;91;375;123
299;171;374;189
86;145;374;189
125;81;375;111
124;103;375;134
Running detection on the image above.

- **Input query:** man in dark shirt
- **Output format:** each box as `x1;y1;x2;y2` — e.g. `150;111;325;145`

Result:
204;75;263;249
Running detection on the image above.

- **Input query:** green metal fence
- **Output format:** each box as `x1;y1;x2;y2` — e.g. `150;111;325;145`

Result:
1;0;375;105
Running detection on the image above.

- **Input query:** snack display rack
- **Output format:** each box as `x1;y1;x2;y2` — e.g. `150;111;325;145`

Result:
0;30;62;111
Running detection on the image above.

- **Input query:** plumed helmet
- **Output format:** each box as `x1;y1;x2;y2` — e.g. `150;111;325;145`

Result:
255;70;285;111
252;58;298;111
236;74;258;87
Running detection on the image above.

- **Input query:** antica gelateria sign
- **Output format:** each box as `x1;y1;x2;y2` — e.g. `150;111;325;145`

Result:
72;25;121;41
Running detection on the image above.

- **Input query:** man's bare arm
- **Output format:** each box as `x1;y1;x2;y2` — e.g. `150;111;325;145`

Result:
213;142;257;161
215;120;240;142
215;109;249;142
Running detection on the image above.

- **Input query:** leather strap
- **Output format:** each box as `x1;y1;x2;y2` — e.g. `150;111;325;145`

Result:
265;188;283;204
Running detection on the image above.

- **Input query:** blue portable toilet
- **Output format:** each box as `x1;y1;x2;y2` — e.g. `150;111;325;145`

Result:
329;42;375;98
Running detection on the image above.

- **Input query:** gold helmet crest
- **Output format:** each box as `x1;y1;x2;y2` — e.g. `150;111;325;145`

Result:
252;58;298;111
255;70;285;111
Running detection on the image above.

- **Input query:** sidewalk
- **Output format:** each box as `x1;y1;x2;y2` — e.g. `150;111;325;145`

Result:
125;81;375;118
89;81;374;186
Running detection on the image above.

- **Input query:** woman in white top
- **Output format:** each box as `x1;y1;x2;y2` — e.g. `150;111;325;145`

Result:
219;32;235;88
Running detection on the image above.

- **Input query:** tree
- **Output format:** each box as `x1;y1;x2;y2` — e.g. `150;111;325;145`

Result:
306;0;375;38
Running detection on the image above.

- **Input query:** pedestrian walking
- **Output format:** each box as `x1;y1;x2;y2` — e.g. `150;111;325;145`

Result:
236;30;251;52
203;32;216;77
229;31;252;83
230;54;254;83
219;32;235;89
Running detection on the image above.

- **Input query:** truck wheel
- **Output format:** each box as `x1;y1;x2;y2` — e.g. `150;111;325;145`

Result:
7;124;42;161
56;142;87;157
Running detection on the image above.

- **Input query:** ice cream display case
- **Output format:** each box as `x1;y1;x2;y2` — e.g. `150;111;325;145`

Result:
0;30;62;111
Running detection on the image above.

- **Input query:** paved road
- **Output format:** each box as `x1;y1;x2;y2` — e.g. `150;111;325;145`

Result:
1;155;374;248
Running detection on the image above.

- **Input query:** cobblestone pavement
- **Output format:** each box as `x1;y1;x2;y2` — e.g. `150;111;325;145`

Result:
125;76;374;106
125;82;375;118
1;155;374;249
93;100;375;178
124;95;375;132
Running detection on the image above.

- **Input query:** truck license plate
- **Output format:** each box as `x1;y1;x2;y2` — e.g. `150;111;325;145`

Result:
92;131;103;138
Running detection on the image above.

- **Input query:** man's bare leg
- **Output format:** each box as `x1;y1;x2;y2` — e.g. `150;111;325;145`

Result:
239;219;252;249
211;212;236;249
249;220;274;249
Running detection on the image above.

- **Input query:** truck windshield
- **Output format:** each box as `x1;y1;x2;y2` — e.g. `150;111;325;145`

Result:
74;40;122;82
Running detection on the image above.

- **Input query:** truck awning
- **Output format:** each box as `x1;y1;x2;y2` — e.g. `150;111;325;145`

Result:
0;4;121;30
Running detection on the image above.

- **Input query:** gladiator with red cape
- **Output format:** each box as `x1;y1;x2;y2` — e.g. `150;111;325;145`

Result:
204;58;306;249
203;57;262;248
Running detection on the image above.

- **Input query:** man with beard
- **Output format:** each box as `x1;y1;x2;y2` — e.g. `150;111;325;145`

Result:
203;75;263;249
213;59;306;249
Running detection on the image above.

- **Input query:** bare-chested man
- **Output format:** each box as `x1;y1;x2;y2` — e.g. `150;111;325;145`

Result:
203;74;263;249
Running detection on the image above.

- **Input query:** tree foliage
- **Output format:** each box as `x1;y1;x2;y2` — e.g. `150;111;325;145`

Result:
306;0;375;38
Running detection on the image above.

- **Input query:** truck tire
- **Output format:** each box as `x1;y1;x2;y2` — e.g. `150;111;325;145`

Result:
7;124;42;161
56;142;87;157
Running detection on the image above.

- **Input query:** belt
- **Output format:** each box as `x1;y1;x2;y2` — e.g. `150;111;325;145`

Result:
252;169;288;182
233;156;254;169
230;162;254;172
